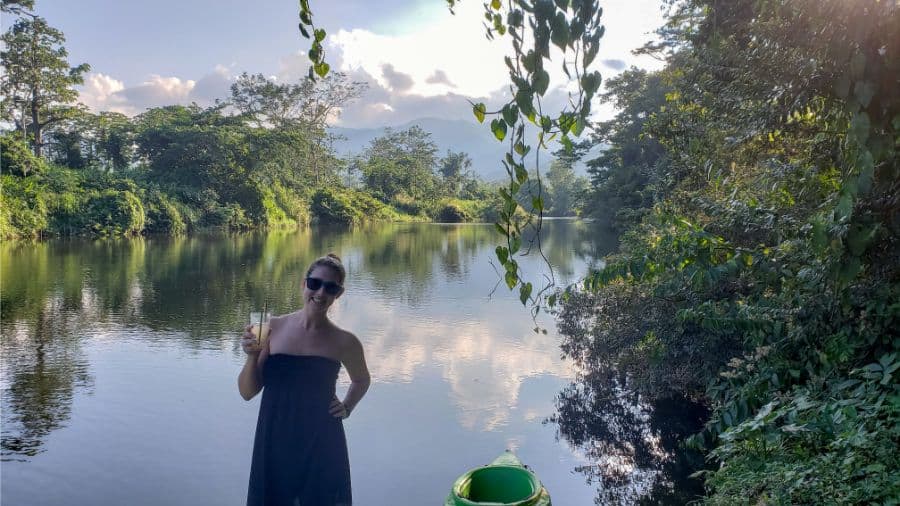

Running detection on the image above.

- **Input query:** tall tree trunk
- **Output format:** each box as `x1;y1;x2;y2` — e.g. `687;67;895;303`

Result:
31;95;41;158
30;28;42;158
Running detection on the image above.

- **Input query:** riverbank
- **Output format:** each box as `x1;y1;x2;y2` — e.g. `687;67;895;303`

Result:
1;157;504;241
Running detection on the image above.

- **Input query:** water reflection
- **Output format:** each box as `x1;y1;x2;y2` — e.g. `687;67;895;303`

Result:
1;221;596;461
2;220;700;504
1;299;93;461
548;353;710;504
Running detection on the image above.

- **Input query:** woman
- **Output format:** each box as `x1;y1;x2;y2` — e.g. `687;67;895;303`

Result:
239;253;371;506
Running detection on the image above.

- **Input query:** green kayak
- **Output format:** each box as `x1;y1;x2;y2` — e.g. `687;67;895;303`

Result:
445;451;552;506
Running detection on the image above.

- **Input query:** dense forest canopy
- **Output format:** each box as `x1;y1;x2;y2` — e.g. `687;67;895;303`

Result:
544;0;897;502
0;1;589;239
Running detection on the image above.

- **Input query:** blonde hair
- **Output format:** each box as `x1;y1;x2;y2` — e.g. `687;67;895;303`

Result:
306;253;346;285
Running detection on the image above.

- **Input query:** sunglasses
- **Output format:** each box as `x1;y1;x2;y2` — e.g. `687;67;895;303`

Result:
305;277;343;295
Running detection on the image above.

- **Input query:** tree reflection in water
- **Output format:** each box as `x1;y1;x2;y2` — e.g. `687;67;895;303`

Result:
1;305;93;461
0;221;604;466
548;367;710;505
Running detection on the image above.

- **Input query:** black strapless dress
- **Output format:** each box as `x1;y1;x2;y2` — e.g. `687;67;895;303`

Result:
246;354;352;506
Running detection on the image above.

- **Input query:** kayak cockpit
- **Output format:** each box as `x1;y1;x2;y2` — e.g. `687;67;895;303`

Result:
446;451;552;506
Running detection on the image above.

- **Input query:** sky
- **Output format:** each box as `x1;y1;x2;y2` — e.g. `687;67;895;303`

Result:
7;0;668;128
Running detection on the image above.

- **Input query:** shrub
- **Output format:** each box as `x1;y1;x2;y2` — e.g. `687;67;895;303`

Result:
171;200;200;231
144;190;186;234
311;188;363;225
259;186;292;228
272;181;310;226
1;134;46;177
389;192;426;216
39;165;83;193
47;189;88;236
436;200;472;223
226;181;267;224
350;188;398;221
0;175;48;238
85;189;146;236
80;170;139;193
201;203;251;230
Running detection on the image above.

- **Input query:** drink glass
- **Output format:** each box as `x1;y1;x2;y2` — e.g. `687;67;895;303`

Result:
249;311;272;345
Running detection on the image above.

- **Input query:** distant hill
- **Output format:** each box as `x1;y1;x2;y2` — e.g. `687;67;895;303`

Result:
330;117;513;182
330;117;599;182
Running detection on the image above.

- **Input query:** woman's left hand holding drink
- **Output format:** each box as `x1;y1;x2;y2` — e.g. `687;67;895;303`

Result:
240;324;265;355
244;311;272;351
239;310;271;400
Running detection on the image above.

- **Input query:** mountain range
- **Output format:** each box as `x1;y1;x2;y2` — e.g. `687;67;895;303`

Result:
330;117;598;182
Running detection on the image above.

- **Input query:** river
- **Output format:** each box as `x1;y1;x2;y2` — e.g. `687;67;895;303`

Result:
2;221;632;505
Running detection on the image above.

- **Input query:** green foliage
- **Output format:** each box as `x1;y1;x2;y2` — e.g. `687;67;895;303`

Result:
1;1;35;14
85;189;145;236
256;185;293;228
270;181;310;227
1;133;47;176
549;0;900;503
143;190;186;235
705;351;900;505
311;188;360;225
134;104;253;192
230;71;365;190
48;110;136;171
37;165;86;235
200;203;251;230
95;112;135;171
4;166;154;237
437;150;477;198
584;68;668;230
544;157;589;217
1;15;90;157
389;192;427;217
297;0;329;79
309;187;396;226
353;126;439;203
0;174;48;238
435;198;478;223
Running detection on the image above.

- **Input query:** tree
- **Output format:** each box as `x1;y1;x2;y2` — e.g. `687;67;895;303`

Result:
45;110;93;169
134;104;251;190
437;150;473;197
94;112;135;171
544;158;587;216
0;0;33;15
0;131;46;176
583;68;668;230
353;126;438;203
229;71;366;186
554;0;899;503
45;110;135;171
1;16;90;157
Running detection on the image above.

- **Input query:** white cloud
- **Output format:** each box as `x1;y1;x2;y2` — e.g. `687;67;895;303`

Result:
426;69;456;88
78;73;129;114
76;0;664;126
119;75;196;109
380;63;414;93
323;0;665;128
328;6;509;99
331;290;575;432
77;67;234;116
189;64;233;105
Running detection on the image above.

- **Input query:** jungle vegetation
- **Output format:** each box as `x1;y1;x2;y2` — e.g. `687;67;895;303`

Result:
0;1;587;239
